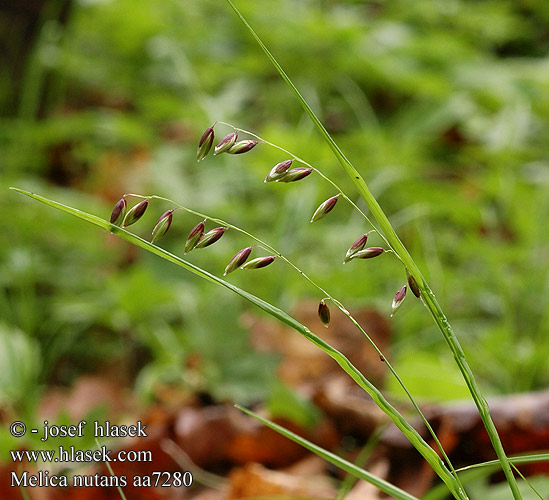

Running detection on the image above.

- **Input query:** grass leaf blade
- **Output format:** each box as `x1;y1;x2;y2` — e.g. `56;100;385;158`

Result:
456;453;549;472
235;404;419;500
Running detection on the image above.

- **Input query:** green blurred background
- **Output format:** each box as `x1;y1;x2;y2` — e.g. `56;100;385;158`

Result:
1;0;548;449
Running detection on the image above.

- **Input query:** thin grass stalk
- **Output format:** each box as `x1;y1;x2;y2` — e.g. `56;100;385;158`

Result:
223;1;521;498
96;438;128;500
11;187;464;499
17;465;32;500
511;465;544;500
336;424;387;500
456;452;549;472
236;405;419;500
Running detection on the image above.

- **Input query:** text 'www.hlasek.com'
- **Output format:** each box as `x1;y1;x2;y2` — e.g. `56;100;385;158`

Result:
8;419;193;488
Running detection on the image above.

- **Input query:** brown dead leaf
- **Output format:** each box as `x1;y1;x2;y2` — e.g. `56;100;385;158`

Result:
380;390;549;493
227;410;339;468
314;376;387;440
38;375;128;422
174;404;338;469
175;405;237;468
346;459;389;500
227;462;335;499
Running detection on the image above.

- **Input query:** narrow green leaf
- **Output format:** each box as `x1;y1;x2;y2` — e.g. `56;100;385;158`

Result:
336;425;385;500
425;453;549;500
95;438;128;500
512;464;545;500
235;405;419;500
456;453;549;472
422;468;497;500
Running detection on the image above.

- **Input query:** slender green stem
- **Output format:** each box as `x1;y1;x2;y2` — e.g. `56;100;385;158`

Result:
126;193;461;490
456;452;549;472
224;1;521;498
336;424;387;500
96;438;128;500
511;465;544;500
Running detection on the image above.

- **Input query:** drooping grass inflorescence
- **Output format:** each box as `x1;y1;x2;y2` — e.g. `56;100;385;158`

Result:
190;121;478;497
11;3;536;496
25;58;528;500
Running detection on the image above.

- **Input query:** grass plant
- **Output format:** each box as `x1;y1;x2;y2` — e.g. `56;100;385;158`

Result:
8;1;549;498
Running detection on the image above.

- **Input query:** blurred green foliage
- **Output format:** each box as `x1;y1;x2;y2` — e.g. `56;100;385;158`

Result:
1;0;548;428
467;474;549;500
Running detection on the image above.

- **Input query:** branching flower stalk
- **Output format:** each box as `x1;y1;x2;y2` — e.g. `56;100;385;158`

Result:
195;123;469;487
124;192;464;496
8;4;542;498
11;187;463;499
224;1;522;498
217;121;396;254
